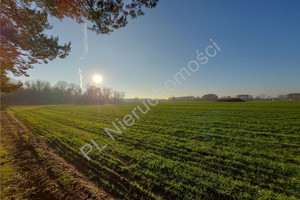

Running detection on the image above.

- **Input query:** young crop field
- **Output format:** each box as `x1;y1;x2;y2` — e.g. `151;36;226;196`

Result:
8;101;300;199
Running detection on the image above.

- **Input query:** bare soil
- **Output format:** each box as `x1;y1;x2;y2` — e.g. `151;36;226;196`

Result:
0;111;114;200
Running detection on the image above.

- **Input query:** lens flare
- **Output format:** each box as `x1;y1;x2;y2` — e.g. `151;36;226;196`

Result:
93;74;103;83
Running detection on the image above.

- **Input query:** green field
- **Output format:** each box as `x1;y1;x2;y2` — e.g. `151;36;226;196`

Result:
9;101;300;199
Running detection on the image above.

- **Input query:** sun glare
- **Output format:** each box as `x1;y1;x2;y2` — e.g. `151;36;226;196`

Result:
93;74;103;83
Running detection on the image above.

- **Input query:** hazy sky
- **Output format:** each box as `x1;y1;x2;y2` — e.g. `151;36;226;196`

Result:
16;0;300;98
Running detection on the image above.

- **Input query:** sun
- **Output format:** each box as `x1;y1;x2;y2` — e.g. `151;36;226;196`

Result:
93;74;103;83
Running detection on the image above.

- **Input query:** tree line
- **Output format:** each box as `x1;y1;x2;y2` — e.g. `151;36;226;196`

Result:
167;93;300;102
2;80;125;105
168;94;218;102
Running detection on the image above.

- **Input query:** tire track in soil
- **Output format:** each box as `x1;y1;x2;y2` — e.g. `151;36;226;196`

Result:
1;111;115;200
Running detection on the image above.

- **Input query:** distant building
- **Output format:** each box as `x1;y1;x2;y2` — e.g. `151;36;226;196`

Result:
237;94;253;101
287;93;300;100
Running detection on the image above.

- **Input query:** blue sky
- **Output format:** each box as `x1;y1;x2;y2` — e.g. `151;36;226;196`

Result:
17;0;300;98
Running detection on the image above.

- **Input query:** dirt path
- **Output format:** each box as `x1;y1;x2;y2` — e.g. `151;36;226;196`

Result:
0;111;114;200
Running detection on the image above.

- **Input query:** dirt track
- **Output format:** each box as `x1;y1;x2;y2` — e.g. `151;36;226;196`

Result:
0;111;114;200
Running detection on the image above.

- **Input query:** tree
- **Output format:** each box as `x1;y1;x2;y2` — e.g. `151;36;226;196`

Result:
0;0;159;96
277;94;287;100
202;94;218;101
0;0;71;96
